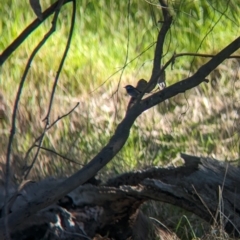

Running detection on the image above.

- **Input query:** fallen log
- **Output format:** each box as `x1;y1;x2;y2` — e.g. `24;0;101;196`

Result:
1;153;239;239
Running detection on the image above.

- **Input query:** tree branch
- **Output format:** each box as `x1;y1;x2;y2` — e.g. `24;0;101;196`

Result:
36;146;83;166
24;0;76;179
0;0;72;66
0;36;239;237
23;102;79;168
141;36;240;111
146;0;172;93
4;2;70;237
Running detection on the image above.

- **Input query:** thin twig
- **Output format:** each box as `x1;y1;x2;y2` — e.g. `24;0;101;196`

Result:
23;125;48;179
0;0;72;66
47;102;79;130
24;0;76;179
35;145;84;166
94;42;156;95
191;185;217;225
23;102;79;167
112;0;131;105
44;0;76;124
4;3;65;238
173;52;240;59
188;0;231;75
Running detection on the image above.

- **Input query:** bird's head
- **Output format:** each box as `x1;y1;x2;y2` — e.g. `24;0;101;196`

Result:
124;85;134;90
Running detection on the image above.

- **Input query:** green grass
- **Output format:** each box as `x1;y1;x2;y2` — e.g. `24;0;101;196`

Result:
0;1;240;238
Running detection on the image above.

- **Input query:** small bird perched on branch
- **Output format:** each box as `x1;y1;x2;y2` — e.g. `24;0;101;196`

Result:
124;85;141;98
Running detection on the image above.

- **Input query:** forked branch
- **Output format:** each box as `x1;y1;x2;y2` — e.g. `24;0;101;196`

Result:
146;0;172;93
0;35;239;238
0;0;72;66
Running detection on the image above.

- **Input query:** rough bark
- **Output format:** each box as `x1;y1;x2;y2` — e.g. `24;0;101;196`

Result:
1;154;239;239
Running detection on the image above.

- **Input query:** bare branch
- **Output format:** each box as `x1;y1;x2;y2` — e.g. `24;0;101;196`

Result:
4;0;76;236
146;0;172;93
172;52;240;59
36;146;84;166
24;0;76;179
43;0;76;124
141;36;240;111
0;0;72;66
47;102;80;130
0;36;239;237
4;2;68;237
23;102;80;169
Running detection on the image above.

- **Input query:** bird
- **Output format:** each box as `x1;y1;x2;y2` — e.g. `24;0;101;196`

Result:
124;85;141;98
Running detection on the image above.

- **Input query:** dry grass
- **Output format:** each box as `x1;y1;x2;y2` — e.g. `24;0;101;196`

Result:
1;59;240;179
0;1;240;239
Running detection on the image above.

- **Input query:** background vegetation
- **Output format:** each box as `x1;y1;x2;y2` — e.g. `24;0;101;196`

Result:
0;1;240;237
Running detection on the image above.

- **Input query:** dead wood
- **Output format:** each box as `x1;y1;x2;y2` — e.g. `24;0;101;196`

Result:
0;153;239;239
